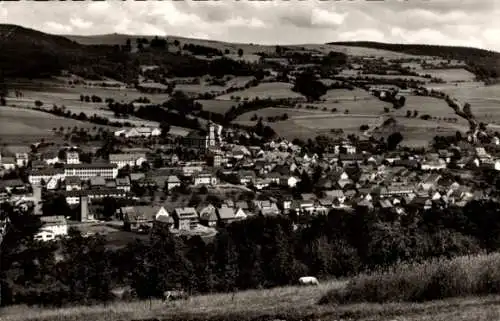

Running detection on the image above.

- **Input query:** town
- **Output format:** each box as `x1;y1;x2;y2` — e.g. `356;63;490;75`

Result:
1;108;499;243
2;15;500;321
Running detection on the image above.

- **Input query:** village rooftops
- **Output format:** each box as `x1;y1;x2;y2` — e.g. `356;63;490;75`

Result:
174;207;198;218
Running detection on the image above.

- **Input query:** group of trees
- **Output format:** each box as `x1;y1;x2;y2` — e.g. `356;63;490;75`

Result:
2;199;500;307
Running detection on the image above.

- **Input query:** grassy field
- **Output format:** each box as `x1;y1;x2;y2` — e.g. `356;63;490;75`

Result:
0;106;112;144
196;99;237;114
5;276;500;321
391;95;469;126
338;70;429;82
235;107;326;121
217;82;303;101
418;68;476;82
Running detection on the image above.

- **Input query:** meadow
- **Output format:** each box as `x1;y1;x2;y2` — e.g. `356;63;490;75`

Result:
338;70;429;82
418;68;476;82
391;95;469;126
5;259;500;321
0;106;112;144
234;107;324;121
216;82;304;101
196;99;237;114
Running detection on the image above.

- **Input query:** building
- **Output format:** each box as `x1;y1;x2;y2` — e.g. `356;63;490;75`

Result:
34;216;68;242
64;163;118;180
64;188;127;205
15;153;29;167
28;168;65;190
109;153;147;169
65;176;82;191
121;206;173;232
193;171;218;186
114;127;161;138
66;151;80;164
165;175;181;190
173;207;199;230
116;177;131;192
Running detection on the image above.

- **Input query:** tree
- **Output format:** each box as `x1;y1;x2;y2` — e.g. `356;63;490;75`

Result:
173;39;180;47
360;124;369;131
406;110;412;118
237;48;244;57
413;110;419;117
0;97;5;106
34;100;43;108
292;71;327;102
387;132;403;150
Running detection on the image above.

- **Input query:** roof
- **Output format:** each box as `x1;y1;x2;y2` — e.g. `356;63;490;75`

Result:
116;177;131;186
0;179;25;188
217;205;235;220
29;168;64;176
109;153;147;162
167;175;181;183
90;176;106;186
174;207;198;218
40;215;67;225
65;176;81;185
121;206;172;224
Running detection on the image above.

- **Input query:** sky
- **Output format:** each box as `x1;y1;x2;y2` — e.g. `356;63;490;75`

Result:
1;0;500;51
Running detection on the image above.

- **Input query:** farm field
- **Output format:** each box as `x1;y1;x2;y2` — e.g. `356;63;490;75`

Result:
374;117;469;148
391;95;469;127
307;97;392;115
234;107;327;122
418;68;476;82
7;86;170;105
338;70;429;82
0;106;112;144
216;82;303;101
196;99;236;114
321;88;374;101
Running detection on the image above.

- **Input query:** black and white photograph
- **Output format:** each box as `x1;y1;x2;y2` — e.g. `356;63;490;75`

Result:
1;0;500;320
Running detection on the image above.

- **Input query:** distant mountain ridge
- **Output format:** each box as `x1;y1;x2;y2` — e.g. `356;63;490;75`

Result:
328;41;500;78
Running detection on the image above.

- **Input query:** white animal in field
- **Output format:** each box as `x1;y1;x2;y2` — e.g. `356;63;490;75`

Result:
298;276;319;286
163;290;189;303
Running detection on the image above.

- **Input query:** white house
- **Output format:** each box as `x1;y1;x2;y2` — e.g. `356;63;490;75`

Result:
15;153;29;167
166;175;181;190
109;153;148;169
66;151;80;164
64;163;118;180
34;216;68;242
194;172;218;186
115;127;161;138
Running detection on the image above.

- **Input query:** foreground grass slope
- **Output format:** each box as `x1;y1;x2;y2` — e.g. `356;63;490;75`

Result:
7;253;500;321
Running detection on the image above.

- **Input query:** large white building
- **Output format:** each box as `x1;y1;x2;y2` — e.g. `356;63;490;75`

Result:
64;163;118;180
109;153;147;169
114;127;161;138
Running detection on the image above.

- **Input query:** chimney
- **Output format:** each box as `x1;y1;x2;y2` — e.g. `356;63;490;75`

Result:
32;186;43;215
80;196;91;222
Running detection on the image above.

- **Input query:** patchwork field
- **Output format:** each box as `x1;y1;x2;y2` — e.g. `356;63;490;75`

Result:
217;82;304;101
418;68;476;82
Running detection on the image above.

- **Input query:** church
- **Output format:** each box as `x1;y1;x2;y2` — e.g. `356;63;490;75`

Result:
182;122;223;152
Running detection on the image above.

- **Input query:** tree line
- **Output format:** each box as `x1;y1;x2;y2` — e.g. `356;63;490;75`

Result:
2;199;500;307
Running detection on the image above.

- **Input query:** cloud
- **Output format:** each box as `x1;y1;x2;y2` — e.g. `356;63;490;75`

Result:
70;17;92;30
1;1;499;51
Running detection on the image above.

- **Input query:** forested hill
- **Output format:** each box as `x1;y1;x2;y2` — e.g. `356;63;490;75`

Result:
328;41;500;79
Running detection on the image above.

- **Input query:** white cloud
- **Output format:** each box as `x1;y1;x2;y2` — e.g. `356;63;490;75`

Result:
44;21;72;34
70;17;92;30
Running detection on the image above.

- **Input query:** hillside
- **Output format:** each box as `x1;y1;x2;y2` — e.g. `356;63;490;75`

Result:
3;282;500;321
329;41;500;78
